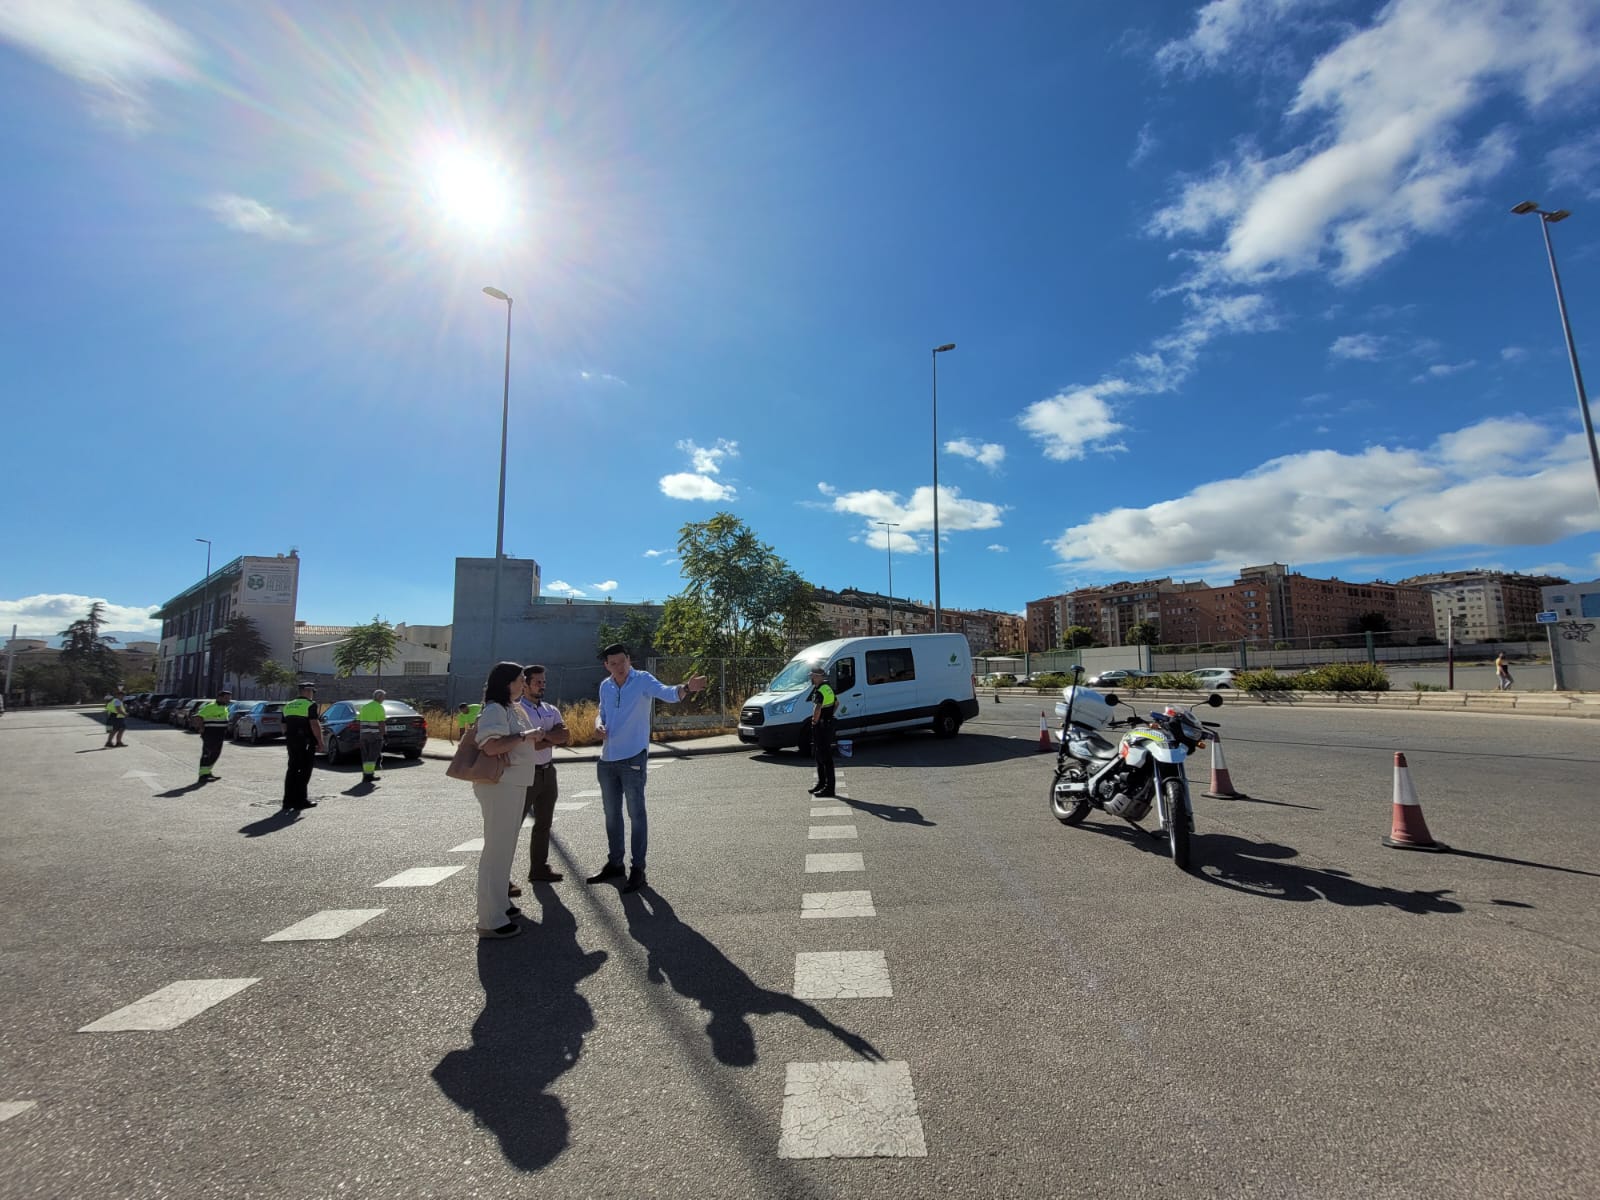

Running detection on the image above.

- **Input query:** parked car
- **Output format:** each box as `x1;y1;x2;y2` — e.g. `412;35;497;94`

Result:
225;700;258;738
174;698;209;729
123;692;150;717
237;701;286;744
1085;668;1153;688
319;699;429;764
1190;667;1238;690
151;697;186;723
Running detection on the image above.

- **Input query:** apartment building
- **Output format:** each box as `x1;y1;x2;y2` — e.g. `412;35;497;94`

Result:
1400;570;1570;639
156;551;300;694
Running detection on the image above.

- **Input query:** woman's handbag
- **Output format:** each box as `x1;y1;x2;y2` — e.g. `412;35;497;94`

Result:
445;724;507;783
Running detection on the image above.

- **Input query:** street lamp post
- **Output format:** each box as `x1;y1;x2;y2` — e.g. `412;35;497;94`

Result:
195;537;211;695
1511;201;1600;516
878;520;900;634
483;286;513;668
931;343;955;632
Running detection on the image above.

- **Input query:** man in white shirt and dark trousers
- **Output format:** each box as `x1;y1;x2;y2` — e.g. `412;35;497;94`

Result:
586;643;707;894
516;664;569;885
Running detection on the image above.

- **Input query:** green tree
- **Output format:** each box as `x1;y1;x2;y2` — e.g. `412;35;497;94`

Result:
207;614;271;694
1060;625;1099;649
255;660;296;699
58;602;121;698
597;609;661;661
1354;611;1391;633
333;616;400;685
1127;620;1161;646
15;660;76;706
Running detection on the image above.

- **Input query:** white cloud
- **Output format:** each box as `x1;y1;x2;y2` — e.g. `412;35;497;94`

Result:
659;472;735;502
1501;346;1527;362
1152;0;1600;285
987;544;1009;553
1129;122;1159;167
0;594;160;639
205;194;310;241
578;370;628;386
1019;381;1131;461
660;438;738;501
1050;417;1597;574
1156;0;1329;73
643;548;669;558
545;580;585;598
591;580;619;593
0;0;199;132
1546;130;1600;198
945;438;1006;470
817;482;838;498
1412;359;1476;382
1329;333;1389;361
830;484;1006;553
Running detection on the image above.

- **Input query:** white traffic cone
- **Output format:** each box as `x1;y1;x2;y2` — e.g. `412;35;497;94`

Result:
1202;737;1246;799
1382;752;1447;851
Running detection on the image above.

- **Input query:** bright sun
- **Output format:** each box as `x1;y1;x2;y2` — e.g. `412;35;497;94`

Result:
422;143;515;236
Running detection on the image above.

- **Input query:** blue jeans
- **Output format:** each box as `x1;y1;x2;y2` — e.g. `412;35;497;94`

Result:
597;750;649;870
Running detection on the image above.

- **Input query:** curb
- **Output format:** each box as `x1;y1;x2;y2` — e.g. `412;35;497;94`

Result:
421;737;753;764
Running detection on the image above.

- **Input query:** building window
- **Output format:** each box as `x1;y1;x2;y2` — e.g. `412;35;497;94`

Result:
403;661;430;675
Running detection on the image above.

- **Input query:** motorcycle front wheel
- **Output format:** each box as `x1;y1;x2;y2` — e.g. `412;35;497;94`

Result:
1163;778;1191;870
1049;765;1092;825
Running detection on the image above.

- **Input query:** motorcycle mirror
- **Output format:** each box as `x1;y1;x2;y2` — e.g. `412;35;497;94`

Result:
1206;692;1223;707
1071;664;1083;675
1102;692;1120;706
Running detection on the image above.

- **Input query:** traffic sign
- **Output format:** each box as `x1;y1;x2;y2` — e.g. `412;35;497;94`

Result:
1536;611;1559;624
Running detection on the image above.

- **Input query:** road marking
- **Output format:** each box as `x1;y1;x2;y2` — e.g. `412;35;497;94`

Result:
572;789;601;798
801;891;875;919
374;866;464;888
810;805;850;817
554;801;590;811
0;1101;38;1123
808;825;858;840
805;853;864;873
778;1061;926;1158
793;951;892;999
79;978;260;1033
120;770;161;792
262;909;386;942
450;838;484;852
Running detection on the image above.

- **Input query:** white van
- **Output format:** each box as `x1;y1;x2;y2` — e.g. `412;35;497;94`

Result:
738;634;978;753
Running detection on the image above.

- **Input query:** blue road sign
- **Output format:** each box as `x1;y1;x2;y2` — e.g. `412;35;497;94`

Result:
1536;611;1559;624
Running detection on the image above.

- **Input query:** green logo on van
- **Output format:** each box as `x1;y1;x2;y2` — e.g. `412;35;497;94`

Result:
949;653;957;663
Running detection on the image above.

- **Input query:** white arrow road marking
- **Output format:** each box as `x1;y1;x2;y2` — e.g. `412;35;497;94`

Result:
121;770;162;792
79;978;260;1033
0;1101;38;1123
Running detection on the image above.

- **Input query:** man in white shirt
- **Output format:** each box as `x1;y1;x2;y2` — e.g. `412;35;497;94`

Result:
586;643;707;894
517;664;569;884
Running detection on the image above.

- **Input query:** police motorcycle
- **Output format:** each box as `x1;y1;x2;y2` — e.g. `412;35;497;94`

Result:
1046;665;1222;871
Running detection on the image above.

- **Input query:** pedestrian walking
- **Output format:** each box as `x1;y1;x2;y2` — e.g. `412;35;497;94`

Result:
104;688;127;748
281;682;324;812
1495;652;1514;691
517;664;570;886
805;666;837;797
586;643;707;895
194;689;231;783
471;662;544;939
357;689;387;783
452;702;471;742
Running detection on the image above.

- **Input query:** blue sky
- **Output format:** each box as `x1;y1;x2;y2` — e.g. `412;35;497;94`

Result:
4;0;1600;641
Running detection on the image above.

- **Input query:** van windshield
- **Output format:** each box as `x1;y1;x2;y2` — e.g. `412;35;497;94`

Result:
768;659;823;694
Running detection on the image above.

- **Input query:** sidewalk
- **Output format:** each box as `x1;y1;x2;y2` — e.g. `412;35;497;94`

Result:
421;733;750;763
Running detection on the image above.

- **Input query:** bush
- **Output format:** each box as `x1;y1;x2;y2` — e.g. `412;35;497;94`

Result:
1411;681;1446;692
1300;663;1390;691
1146;672;1198;689
1238;668;1295;692
1030;672;1076;690
561;699;602;745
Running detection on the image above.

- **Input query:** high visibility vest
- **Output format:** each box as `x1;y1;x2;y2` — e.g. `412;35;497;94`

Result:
198;702;230;728
105;699;119;717
357;700;387;728
467;703;482;722
813;684;837;716
283;699;313;718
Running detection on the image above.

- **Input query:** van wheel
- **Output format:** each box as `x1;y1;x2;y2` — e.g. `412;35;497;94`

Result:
932;703;961;739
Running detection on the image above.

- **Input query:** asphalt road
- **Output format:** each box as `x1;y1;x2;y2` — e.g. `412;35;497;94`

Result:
1;703;1596;1200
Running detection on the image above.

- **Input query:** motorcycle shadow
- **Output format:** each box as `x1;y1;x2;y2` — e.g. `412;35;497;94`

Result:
1081;823;1467;915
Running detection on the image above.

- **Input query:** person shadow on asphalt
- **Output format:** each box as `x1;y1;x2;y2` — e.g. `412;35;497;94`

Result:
431;886;608;1171
622;889;883;1067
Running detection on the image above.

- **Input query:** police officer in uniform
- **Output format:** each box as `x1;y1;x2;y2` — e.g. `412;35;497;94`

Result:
357;688;387;784
195;688;232;784
806;665;837;797
104;688;127;748
281;682;324;811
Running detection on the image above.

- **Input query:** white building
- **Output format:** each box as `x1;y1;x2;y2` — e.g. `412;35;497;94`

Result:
156;552;301;694
293;621;452;677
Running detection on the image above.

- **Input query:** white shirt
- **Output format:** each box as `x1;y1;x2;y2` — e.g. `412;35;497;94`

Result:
517;698;564;766
474;701;538;785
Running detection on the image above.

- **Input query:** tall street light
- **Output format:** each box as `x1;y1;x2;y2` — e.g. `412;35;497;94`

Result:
878;520;900;634
1511;201;1600;516
195;537;212;695
483;286;513;666
931;342;955;632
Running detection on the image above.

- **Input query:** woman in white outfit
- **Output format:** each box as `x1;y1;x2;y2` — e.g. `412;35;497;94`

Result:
472;662;542;939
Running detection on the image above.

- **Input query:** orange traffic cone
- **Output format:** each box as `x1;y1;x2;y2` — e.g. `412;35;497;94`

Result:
1037;711;1052;752
1382;752;1447;852
1202;737;1246;799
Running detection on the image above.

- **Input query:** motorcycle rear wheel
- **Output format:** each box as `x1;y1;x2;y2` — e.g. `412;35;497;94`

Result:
1050;765;1091;825
1163;778;1191;871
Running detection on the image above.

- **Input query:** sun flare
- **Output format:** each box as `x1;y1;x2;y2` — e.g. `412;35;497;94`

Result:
420;141;516;236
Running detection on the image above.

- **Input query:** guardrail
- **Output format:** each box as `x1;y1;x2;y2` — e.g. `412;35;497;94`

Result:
981;687;1600;718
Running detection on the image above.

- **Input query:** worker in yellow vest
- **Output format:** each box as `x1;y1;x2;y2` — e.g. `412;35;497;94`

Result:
281;682;324;812
357;689;388;784
104;688;127;748
194;688;232;784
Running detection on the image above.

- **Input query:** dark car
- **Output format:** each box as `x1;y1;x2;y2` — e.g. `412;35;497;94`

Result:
319;699;428;764
150;697;186;722
174;698;209;729
1085;669;1153;688
225;700;258;738
137;693;179;719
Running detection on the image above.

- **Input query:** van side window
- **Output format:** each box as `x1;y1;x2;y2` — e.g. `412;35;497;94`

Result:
865;647;915;685
834;659;856;691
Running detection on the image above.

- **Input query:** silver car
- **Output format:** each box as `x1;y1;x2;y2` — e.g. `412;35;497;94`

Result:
237;701;286;744
1191;667;1238;690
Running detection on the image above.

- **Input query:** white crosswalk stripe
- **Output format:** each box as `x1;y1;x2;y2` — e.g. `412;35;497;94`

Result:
805;853;864;873
374;866;464;887
800;890;875;919
262;909;386;942
793;951;892;999
449;838;484;852
0;1101;38;1123
778;1061;926;1158
79;978;260;1033
553;801;590;810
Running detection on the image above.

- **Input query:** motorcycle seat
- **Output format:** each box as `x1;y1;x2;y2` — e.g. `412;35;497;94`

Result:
1072;729;1120;759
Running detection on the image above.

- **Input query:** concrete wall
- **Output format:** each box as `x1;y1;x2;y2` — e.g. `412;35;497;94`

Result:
450;556;664;706
1543;579;1600;692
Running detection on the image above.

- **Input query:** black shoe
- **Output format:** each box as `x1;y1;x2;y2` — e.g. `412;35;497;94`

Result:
808;784;825;794
621;867;647;894
530;869;564;883
505;905;521;917
507;881;523;898
585;862;625;884
477;923;520;939
814;790;836;798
